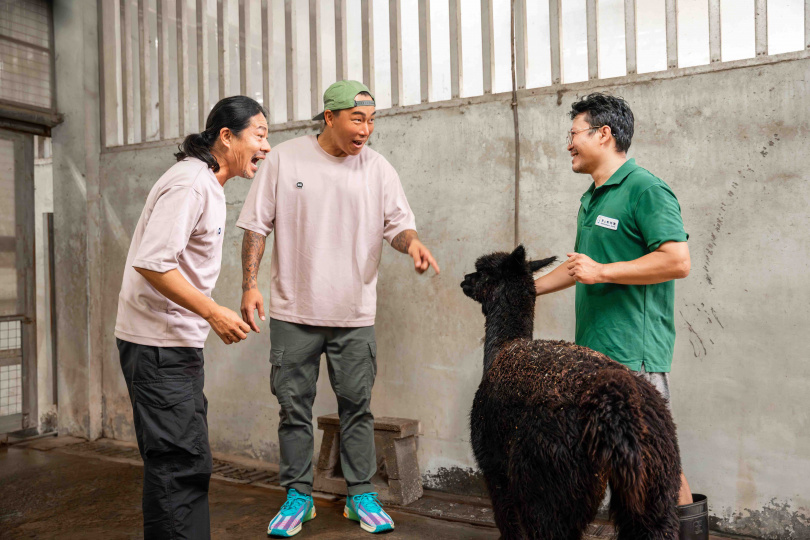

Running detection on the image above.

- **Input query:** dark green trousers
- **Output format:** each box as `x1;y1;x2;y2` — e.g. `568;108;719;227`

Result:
269;318;377;496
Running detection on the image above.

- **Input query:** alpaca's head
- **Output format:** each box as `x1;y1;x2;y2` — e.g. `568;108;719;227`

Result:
461;245;556;315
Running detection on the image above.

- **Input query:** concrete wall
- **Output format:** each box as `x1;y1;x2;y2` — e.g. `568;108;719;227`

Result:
520;60;810;537
53;7;810;532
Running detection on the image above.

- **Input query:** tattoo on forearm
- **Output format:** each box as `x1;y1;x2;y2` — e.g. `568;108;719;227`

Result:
391;229;418;254
242;231;266;292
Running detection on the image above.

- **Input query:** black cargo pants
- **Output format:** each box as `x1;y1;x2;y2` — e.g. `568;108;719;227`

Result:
117;338;212;540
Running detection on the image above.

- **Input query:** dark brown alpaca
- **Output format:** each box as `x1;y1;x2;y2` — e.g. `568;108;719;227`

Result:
461;246;681;540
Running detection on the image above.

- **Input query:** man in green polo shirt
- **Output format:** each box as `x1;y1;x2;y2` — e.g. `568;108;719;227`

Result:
533;92;693;505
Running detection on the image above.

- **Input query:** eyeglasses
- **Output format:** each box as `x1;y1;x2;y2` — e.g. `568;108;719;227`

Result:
566;125;605;146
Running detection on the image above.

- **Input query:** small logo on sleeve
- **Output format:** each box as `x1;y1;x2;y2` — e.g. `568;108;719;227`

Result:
595;215;619;230
296;182;304;189
217;227;222;235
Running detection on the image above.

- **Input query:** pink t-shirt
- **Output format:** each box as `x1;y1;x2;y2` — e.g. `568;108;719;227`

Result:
115;158;226;348
236;135;416;327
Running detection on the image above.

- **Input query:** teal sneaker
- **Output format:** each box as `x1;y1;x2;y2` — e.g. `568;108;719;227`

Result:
344;492;395;533
267;488;316;537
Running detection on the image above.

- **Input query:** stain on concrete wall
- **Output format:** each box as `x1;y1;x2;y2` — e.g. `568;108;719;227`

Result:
711;499;810;539
422;467;488;499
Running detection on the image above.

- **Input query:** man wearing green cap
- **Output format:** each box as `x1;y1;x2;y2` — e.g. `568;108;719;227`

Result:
237;80;439;536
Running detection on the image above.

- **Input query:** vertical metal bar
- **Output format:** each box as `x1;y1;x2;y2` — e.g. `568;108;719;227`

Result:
510;0;519;246
47;213;57;406
240;0;248;96
197;0;210;129
418;0;431;102
262;0;274;123
177;0;189;134
310;0;322;117
98;0;114;148
549;0;561;84
514;0;526;89
138;0;151;141
389;0;402;106
586;0;598;79
48;0;57;113
285;0;296;121
15;135;36;430
449;0;462;98
361;0;374;93
755;0;767;56
97;1;106;149
481;0;493;93
158;0;170;139
624;0;637;75
806;0;810;50
121;0;134;144
335;0;347;80
665;0;678;69
218;0;228;99
709;0;721;62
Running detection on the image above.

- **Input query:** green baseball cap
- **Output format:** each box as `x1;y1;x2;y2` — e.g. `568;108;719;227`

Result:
312;80;375;121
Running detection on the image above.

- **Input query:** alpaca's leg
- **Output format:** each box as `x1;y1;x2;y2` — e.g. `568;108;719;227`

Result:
508;414;601;540
610;456;680;539
510;467;597;540
485;474;525;540
610;385;681;540
611;491;679;540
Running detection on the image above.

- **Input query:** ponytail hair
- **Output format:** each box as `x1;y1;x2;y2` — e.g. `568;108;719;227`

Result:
175;95;268;172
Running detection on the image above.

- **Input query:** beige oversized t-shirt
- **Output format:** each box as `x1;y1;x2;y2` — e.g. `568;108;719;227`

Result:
115;158;226;348
236;135;416;327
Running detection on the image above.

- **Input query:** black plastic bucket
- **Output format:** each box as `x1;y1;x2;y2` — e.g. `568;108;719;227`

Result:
678;493;709;540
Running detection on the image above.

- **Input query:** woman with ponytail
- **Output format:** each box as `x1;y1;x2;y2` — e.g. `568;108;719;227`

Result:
114;95;271;539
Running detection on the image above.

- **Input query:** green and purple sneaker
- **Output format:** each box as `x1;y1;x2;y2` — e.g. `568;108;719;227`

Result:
344;492;395;533
267;488;316;537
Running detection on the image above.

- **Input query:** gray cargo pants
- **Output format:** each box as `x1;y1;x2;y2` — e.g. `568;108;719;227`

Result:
117;338;212;540
269;318;377;496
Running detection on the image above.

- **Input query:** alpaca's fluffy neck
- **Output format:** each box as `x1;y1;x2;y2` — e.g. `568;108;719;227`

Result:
483;294;535;374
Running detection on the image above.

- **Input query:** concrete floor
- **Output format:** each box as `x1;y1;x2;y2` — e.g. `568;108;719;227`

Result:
0;446;499;539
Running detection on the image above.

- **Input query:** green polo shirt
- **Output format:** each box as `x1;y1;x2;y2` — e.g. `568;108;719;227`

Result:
574;158;688;372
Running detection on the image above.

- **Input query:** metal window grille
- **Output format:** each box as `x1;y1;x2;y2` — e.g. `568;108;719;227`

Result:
98;0;810;149
0;320;23;417
0;0;54;111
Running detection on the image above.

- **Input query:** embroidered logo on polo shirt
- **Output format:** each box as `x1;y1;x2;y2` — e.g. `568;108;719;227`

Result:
595;215;619;230
296;182;304;189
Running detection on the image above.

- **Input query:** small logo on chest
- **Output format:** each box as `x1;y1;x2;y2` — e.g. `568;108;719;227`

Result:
595;215;619;230
296;182;304;189
217;227;222;235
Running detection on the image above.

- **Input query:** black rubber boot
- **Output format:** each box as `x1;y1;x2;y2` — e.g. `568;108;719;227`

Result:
678;493;709;540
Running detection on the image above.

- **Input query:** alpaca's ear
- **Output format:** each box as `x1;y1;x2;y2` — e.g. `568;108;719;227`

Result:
510;244;527;262
529;256;557;273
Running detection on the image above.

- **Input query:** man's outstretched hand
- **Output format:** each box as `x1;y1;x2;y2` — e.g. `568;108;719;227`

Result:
408;239;440;275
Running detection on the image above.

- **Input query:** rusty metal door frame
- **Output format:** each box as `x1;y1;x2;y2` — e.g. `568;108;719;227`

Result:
0;127;37;434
